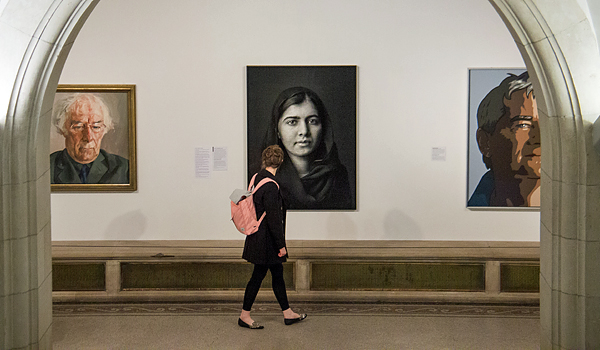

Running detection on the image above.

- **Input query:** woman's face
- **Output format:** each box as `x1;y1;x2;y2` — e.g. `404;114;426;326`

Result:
277;99;323;158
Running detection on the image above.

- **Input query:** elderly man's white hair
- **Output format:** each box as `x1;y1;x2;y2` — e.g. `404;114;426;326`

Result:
52;93;114;135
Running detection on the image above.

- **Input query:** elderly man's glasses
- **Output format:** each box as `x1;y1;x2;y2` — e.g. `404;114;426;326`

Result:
69;122;105;134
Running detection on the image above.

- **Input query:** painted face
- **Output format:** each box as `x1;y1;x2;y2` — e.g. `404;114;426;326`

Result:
63;102;106;164
277;99;323;158
488;90;541;181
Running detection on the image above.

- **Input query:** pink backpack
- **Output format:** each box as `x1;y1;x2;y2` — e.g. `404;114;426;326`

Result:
230;173;279;235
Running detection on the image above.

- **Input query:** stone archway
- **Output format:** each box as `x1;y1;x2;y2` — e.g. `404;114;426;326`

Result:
0;1;100;348
1;0;598;348
489;1;600;348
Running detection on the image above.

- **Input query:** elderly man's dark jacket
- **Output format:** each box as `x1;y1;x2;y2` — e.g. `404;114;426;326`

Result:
242;169;287;265
50;149;129;184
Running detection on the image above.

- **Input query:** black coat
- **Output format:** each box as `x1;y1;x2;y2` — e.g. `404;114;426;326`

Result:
242;169;287;265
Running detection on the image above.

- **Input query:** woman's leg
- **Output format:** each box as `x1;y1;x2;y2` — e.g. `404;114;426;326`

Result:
269;264;307;323
240;264;268;324
268;263;290;311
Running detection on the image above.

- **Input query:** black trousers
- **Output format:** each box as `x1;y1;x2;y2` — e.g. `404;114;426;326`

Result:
242;263;290;312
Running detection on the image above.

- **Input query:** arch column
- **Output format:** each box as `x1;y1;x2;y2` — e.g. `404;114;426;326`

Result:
491;0;600;348
0;1;97;349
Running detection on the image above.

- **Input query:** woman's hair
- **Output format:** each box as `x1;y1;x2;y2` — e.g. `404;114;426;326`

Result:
271;87;329;126
261;145;284;169
264;86;331;160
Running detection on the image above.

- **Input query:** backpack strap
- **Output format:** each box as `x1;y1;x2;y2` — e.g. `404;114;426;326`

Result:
247;173;258;191
248;173;279;193
254;178;279;192
249;174;279;226
254;178;278;224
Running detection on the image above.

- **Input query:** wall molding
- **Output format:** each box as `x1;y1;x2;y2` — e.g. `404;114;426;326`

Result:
52;240;540;305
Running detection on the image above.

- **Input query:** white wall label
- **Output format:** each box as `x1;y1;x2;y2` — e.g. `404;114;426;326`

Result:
212;147;227;171
195;147;211;178
432;147;446;161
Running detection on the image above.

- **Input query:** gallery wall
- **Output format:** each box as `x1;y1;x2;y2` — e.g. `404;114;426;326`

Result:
51;0;540;241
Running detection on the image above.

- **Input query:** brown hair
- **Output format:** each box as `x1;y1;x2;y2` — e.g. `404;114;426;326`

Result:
261;145;284;169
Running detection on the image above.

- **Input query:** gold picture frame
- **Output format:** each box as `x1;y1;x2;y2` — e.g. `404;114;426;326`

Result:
50;84;137;192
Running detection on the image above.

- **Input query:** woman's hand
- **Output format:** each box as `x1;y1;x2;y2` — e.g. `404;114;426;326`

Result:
278;247;287;257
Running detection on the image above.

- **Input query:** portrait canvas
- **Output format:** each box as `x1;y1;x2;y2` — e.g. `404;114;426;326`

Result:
467;68;541;208
50;85;137;192
247;66;357;210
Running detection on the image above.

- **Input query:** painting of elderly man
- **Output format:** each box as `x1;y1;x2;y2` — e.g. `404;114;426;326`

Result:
50;85;137;191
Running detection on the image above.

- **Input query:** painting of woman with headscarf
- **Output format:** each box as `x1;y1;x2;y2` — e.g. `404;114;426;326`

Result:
247;66;356;210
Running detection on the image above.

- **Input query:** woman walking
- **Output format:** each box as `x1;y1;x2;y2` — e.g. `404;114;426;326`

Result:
239;145;307;329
